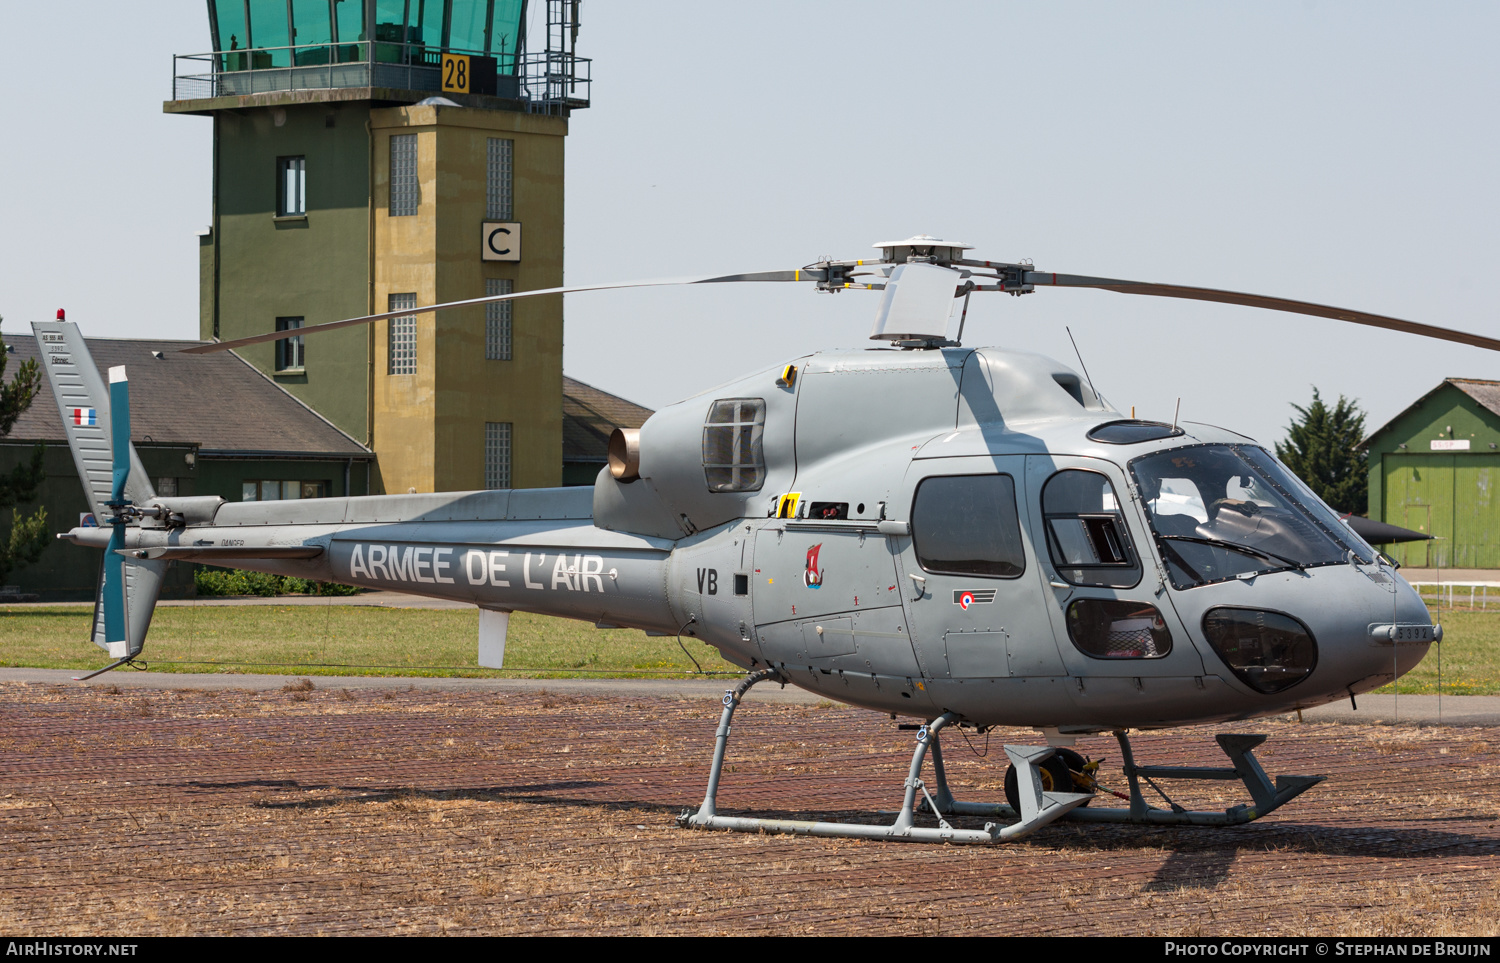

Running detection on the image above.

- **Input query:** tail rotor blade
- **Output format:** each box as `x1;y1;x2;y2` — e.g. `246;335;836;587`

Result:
103;366;130;651
108;367;130;505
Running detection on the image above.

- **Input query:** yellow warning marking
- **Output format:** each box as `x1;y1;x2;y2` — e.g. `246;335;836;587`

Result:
777;492;801;519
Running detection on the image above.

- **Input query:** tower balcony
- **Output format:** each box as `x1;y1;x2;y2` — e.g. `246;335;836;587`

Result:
168;1;589;115
170;40;589;114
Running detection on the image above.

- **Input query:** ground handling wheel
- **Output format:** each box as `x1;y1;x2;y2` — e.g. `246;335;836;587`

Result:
1003;747;1097;813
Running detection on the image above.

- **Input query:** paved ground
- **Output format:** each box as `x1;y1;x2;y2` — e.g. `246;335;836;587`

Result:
0;668;824;705
1;667;1495;726
0;681;1494;935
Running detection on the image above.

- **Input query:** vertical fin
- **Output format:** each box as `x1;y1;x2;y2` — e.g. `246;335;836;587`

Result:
91;554;167;657
32;321;163;660
30;321;154;518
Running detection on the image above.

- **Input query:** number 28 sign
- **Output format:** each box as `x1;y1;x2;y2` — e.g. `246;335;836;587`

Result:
442;54;471;94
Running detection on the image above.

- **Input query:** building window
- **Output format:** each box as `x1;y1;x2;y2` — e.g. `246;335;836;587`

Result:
241;480;328;501
485;422;512;489
278;156;305;216
155;477;179;497
487;137;513;220
702;399;766;492
485;278;512;360
275;317;304;370
388;293;417;374
389;133;418;216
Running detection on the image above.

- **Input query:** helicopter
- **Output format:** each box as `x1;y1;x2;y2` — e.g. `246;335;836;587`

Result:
39;234;1494;845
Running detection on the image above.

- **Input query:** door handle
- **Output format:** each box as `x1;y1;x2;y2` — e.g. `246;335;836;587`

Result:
908;572;926;600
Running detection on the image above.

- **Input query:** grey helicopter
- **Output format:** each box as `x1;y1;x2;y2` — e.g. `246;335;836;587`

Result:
40;234;1494;845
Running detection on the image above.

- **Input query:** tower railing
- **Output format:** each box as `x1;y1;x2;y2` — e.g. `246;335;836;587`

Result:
171;42;590;111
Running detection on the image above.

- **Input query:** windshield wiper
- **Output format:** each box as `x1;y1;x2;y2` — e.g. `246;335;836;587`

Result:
1156;535;1308;570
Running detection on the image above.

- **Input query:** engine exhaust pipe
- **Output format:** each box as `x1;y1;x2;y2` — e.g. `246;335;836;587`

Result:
608;428;641;481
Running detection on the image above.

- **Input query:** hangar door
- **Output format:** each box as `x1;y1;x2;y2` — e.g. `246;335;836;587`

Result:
1383;453;1500;568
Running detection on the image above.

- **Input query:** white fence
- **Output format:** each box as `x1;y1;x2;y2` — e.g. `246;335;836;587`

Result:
1408;582;1500;609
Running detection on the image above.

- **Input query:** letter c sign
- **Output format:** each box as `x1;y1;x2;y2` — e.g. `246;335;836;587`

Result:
482;221;522;262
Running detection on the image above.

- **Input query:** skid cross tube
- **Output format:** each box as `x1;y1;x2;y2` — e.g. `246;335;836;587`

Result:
923;729;1324;828
1060;731;1325;826
679;674;1090;844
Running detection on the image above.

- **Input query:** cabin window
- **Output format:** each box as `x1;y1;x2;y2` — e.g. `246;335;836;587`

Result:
702;399;766;492
1066;599;1172;659
1201;607;1316;693
1087;420;1184;445
911;474;1025;578
1042;469;1140;588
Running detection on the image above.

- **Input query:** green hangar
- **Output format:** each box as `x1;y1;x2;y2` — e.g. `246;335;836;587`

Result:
1362;378;1500;569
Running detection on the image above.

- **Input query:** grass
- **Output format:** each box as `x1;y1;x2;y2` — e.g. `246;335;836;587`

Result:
2;599;1497;691
0;604;737;679
1370;604;1500;696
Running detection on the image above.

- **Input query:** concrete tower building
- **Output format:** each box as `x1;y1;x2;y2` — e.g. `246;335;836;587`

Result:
167;1;590;494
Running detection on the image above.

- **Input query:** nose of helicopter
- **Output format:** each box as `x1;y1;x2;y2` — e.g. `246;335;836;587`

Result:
1287;566;1434;702
1175;563;1434;710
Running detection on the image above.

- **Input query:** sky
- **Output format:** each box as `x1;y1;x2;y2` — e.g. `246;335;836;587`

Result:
2;2;1499;446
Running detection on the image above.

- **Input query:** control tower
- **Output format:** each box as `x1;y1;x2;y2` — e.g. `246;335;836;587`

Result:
166;1;590;495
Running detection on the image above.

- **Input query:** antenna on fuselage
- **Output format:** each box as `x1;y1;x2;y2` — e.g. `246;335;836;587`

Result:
1065;326;1098;402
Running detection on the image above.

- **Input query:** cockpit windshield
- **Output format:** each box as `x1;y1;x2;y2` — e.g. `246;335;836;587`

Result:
1129;445;1366;589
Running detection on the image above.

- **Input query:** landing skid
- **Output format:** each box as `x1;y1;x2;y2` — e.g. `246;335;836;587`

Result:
678;670;1326;844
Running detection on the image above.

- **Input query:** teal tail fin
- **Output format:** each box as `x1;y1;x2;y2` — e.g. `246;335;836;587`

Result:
33;319;163;663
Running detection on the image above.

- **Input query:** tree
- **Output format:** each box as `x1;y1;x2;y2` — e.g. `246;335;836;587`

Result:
0;315;49;585
1275;388;1368;516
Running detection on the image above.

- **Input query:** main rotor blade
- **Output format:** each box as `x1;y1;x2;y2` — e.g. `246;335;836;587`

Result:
179;270;817;355
1027;272;1500;352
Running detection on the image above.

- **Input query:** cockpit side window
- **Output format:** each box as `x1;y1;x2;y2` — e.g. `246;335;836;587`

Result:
702;399;766;493
1042;469;1141;589
911;474;1026;578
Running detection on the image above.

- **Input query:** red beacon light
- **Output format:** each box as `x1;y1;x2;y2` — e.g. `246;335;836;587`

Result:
56;309;65;320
